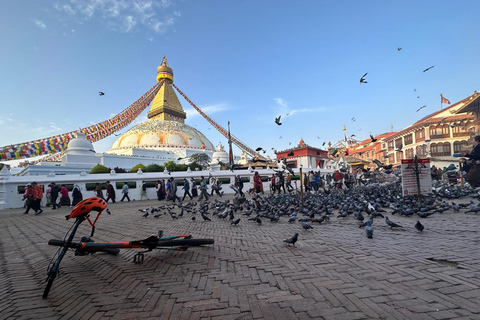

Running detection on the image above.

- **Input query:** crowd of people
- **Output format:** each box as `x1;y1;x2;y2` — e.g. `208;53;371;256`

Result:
21;135;480;214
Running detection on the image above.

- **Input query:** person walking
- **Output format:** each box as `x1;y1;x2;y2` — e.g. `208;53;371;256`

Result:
31;182;44;215
182;178;193;201
95;183;104;199
210;176;223;197
50;182;60;209
286;173;293;192
59;184;71;207
105;181;116;203
198;176;209;201
140;181;149;200
190;177;198;197
235;175;245;197
121;182;131;202
46;184;52;207
71;184;83;206
22;184;34;214
170;178;181;203
253;172;263;195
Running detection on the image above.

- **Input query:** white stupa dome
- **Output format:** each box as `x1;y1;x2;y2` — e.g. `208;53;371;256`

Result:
107;120;214;153
66;132;95;155
211;142;229;165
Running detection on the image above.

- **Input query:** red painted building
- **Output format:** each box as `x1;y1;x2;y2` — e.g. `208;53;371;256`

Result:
276;139;329;169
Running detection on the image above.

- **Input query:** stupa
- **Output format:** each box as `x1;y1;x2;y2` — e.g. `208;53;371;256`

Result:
106;56;215;159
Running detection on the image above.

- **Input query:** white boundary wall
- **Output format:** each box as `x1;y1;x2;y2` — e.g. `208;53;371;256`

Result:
0;167;333;210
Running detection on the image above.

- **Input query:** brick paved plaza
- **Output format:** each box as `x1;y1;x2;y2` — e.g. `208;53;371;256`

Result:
1;194;480;320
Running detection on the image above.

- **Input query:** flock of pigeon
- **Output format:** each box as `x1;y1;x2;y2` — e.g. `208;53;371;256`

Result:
135;176;480;247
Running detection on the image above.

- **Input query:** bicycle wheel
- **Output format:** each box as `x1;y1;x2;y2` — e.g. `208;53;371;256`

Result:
157;239;214;247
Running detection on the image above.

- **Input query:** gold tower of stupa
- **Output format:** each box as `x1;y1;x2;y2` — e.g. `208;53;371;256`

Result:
106;56;214;155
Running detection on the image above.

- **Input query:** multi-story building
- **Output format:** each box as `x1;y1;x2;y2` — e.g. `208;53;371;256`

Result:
382;92;480;168
348;132;397;167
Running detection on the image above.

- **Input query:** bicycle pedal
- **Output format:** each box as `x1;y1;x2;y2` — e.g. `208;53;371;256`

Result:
133;253;144;264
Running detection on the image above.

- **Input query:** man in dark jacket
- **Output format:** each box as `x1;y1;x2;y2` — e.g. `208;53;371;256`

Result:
50;182;60;209
105;181;116;203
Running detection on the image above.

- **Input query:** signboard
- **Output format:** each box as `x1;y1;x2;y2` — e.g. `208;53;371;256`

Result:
401;158;432;196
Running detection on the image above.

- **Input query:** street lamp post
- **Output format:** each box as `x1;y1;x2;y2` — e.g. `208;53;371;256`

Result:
299;164;304;209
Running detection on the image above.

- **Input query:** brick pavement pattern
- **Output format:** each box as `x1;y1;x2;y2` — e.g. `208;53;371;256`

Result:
1;194;480;320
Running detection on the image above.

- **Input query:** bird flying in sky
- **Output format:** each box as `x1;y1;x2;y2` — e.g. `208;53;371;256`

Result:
360;73;368;84
423;66;434;72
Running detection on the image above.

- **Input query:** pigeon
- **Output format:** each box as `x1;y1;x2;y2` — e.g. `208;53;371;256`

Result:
416;105;426;112
231;218;241;226
154;214;162;218
191;216;196;221
99;92;105;96
142;212;149;218
370;134;377;142
385;217;403;228
301;222;313;229
283;233;298;246
414;220;424;232
288;150;294;157
397;47;402;51
275;115;282;125
365;225;373;238
256;147;263;152
106;209;111;215
360;72;368;84
201;213;211;221
423;66;434;72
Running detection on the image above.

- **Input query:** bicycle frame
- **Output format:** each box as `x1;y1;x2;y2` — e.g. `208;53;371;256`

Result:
43;201;214;298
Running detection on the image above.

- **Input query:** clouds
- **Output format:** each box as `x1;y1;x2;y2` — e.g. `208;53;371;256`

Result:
34;19;47;30
184;103;230;118
52;0;179;34
273;97;326;116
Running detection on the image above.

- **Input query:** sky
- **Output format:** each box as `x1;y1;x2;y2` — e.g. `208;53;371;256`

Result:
1;0;480;166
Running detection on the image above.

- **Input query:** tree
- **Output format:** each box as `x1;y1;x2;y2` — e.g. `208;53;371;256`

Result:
113;167;127;173
188;153;211;170
163;161;177;172
90;164;110;174
130;163;147;173
145;164;164;172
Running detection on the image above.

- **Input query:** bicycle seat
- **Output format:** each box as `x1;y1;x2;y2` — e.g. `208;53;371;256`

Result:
130;234;159;250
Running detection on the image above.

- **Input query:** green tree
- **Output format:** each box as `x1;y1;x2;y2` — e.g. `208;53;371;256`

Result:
163;160;177;172
145;163;164;172
188;153;211;169
90;164;110;174
130;163;147;173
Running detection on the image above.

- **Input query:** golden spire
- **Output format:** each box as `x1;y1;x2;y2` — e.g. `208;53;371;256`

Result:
149;56;186;122
156;55;174;83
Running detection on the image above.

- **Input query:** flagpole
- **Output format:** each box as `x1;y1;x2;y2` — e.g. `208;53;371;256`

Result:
440;93;443;110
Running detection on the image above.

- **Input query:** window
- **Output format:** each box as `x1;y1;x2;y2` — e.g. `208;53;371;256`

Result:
404;134;413;145
415;129;425;142
388;141;394;150
396;151;403;162
453;140;470;154
405;148;414;159
395;138;403;149
429;125;449;139
416;145;427;158
452;125;469;137
430;142;451;157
